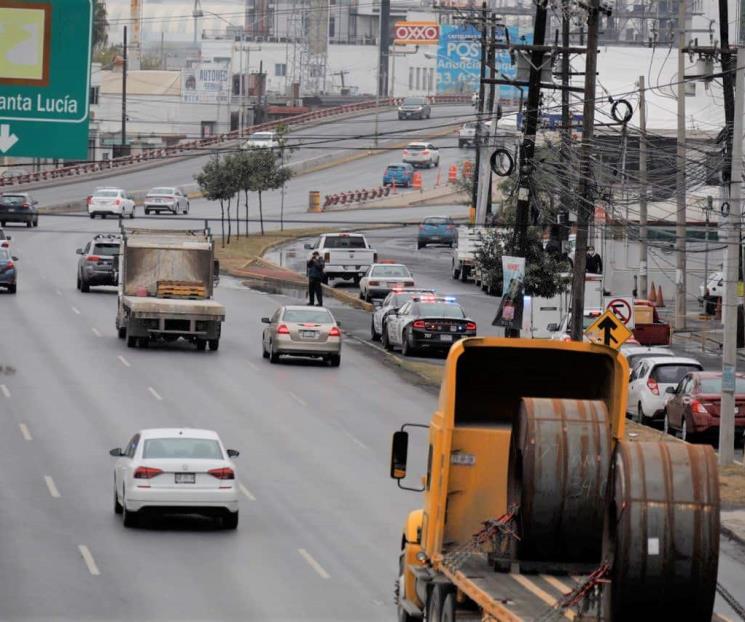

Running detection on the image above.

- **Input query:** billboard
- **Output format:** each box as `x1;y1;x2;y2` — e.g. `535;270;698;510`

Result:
436;25;529;99
182;62;230;104
394;21;439;45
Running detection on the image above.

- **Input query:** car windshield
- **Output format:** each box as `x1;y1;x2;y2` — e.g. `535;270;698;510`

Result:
371;266;410;277
149;188;175;195
1;195;26;205
142;438;223;459
404;98;426;105
283;309;334;323
250;133;274;141
699;377;745;393
416;303;465;318
407;144;427;151
463;122;477;129
386;166;406;172
94;190;120;198
323;236;367;249
627;352;673;368
652;364;702;384
423;217;449;225
93;243;120;256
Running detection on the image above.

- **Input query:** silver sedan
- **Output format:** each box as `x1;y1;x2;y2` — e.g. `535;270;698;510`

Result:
261;306;342;366
144;187;190;215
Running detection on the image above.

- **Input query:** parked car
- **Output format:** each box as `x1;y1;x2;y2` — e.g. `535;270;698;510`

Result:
76;233;122;292
664;371;745;443
621;345;675;379
109;428;240;529
0;228;11;249
383;295;476;356
242;131;280;151
0;248;18;293
261;306;342;366
304;232;376;284
87;188;135;219
359;263;415;302
143;187;190;215
383;163;414;187
370;288;435;341
402;142;440;168
398;97;431;120
417;216;456;248
0;192;39;227
627;356;704;425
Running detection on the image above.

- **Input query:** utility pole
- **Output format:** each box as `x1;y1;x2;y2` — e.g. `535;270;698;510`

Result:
569;0;600;341
122;26;128;152
378;0;391;98
485;15;498;219
558;0;571;237
475;13;498;225
719;46;745;466
472;2;488;223
674;0;687;330
638;75;648;299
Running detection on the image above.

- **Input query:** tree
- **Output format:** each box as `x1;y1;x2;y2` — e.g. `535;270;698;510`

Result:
229;150;258;238
195;156;239;246
236;149;292;235
93;1;109;50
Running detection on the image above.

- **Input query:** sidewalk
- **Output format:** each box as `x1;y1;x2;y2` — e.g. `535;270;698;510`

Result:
722;510;745;546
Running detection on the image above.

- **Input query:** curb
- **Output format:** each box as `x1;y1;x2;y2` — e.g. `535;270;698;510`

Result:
721;522;745;548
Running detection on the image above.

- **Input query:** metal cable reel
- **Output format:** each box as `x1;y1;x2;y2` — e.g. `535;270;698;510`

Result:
602;441;720;621
507;398;612;568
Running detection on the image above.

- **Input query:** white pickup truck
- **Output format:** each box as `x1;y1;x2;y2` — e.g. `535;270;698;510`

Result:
451;226;485;281
304;233;377;284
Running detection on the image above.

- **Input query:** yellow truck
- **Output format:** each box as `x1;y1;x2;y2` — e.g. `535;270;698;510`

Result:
390;337;720;622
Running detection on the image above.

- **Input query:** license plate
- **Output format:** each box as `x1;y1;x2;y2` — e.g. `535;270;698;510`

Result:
440;334;453;342
175;472;195;484
390;282;402;288
301;330;317;338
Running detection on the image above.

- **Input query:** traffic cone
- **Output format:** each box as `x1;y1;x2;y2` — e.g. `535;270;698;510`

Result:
656;285;665;307
391;180;397;195
648;281;657;304
448;164;458;184
412;171;422;191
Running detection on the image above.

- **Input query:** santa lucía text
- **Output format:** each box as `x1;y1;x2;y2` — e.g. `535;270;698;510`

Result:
0;94;79;115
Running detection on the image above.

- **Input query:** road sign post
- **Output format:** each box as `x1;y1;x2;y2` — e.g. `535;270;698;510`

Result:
0;0;92;159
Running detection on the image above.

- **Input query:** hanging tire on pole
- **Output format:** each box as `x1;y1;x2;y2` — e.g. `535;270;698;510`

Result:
508;398;611;565
602;441;719;622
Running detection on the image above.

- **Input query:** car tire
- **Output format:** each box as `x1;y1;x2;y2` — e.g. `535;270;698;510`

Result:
371;317;380;341
0;221;5;226
208;339;219;351
33;218;38;227
89;214;94;219
122;501;138;528
329;354;341;367
129;208;135;219
195;339;207;351
76;275;81;290
114;486;123;514
80;278;90;293
186;202;190;214
262;341;269;358
26;220;32;228
452;264;460;280
382;327;393;352
417;242;424;249
365;291;372;303
145;209;150;215
353;275;361;286
401;330;415;356
458;140;465;148
637;403;645;424
8;284;16;294
223;511;239;530
663;411;671;436
680;417;696;443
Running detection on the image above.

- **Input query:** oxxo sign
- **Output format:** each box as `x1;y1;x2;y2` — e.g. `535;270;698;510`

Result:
394;21;439;45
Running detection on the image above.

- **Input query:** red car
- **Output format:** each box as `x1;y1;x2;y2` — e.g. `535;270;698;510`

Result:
663;371;745;443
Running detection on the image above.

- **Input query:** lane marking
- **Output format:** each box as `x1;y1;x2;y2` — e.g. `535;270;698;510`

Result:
238;483;256;501
297;548;330;579
55;289;62;296
91;328;102;337
345;431;368;450
78;545;101;576
117;355;131;368
18;423;32;441
246;361;259;371
44;475;61;498
147;387;163;401
0;384;9;398
511;575;575;620
289;392;307;407
71;306;81;315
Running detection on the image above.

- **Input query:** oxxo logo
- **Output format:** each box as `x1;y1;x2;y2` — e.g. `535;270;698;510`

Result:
394;22;439;44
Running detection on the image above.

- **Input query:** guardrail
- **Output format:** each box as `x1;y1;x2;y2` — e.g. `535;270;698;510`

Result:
0;95;472;188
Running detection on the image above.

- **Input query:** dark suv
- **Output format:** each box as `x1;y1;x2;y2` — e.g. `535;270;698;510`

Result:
76;234;121;292
0;192;39;227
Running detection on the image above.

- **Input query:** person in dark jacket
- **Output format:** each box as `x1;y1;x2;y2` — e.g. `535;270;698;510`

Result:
307;251;325;306
586;246;603;274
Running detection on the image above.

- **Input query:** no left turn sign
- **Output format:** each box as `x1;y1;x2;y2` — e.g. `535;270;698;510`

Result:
605;297;634;328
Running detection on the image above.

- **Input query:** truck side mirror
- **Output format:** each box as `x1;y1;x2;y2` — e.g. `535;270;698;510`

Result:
390;431;409;480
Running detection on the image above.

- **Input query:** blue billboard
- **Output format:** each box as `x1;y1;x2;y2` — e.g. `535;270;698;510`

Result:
436;25;530;99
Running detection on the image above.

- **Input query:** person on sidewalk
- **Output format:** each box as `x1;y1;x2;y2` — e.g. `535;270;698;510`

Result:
307;251;325;306
586;246;603;274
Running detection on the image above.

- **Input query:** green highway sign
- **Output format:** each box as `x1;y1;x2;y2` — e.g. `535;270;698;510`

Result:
0;0;92;159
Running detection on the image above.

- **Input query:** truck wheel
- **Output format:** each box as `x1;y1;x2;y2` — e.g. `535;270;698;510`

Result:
208;339;220;351
452;264;460;280
117;326;126;339
126;330;137;348
427;584;452;622
440;593;456;622
396;555;415;622
353;275;361;286
195;339;207;351
460;266;468;282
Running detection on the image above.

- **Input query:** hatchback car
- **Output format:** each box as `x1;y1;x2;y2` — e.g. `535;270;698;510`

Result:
621;346;675;379
417;216;456;248
370;288;435;341
383;163;414;187
402;143;440;168
0;248;18;293
664;372;745;443
627;356;703;425
359;263;415;302
76;233;121;292
0;192;39;227
144;187;190;215
398;97;431;120
87;187;136;219
261;306;342;366
110;428;240;529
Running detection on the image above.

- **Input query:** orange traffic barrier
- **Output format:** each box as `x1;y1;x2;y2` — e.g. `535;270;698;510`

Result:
448;164;458;184
656;285;665;307
412;171;422;190
391;180;397;194
462;160;474;179
648;281;657;305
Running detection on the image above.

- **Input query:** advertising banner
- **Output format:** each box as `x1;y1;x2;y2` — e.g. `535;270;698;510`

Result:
394;21;439;45
492;255;525;330
182;62;230;104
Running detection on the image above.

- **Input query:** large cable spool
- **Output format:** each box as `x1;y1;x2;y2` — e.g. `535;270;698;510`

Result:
602;441;720;621
508;398;612;564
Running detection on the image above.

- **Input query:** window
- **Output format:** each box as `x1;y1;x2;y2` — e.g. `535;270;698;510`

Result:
428;68;434;92
651;364;702;384
371;265;411;278
329;16;335;38
323;236;367;249
143;438;223;460
415;67;421;90
416;303;466;318
93;243;120;256
283;309;334;323
409;67;414;90
89;86;100;105
275;63;287;77
126;434;140;458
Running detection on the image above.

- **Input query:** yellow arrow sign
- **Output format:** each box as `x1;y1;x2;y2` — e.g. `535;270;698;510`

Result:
584;309;633;349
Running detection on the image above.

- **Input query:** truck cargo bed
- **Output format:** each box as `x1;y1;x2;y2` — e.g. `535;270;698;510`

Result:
122;296;226;318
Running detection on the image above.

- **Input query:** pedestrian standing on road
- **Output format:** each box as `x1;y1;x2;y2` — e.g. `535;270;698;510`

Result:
586;246;603;274
307;251;325;306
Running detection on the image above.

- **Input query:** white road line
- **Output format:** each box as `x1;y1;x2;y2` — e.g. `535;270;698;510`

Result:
78;545;101;576
18;423;32;441
148;387;163;401
238;483;256;501
0;384;9;398
71;306;81;315
117;355;131;368
246;361;259;371
297;548;330;579
345;431;369;450
289;392;307;407
55;289;62;296
91;328;102;337
44;475;61;498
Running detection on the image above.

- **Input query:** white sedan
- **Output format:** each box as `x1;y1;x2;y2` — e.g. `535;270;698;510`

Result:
359;263;415;302
110;428;240;529
402;142;440;168
87;187;136;219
